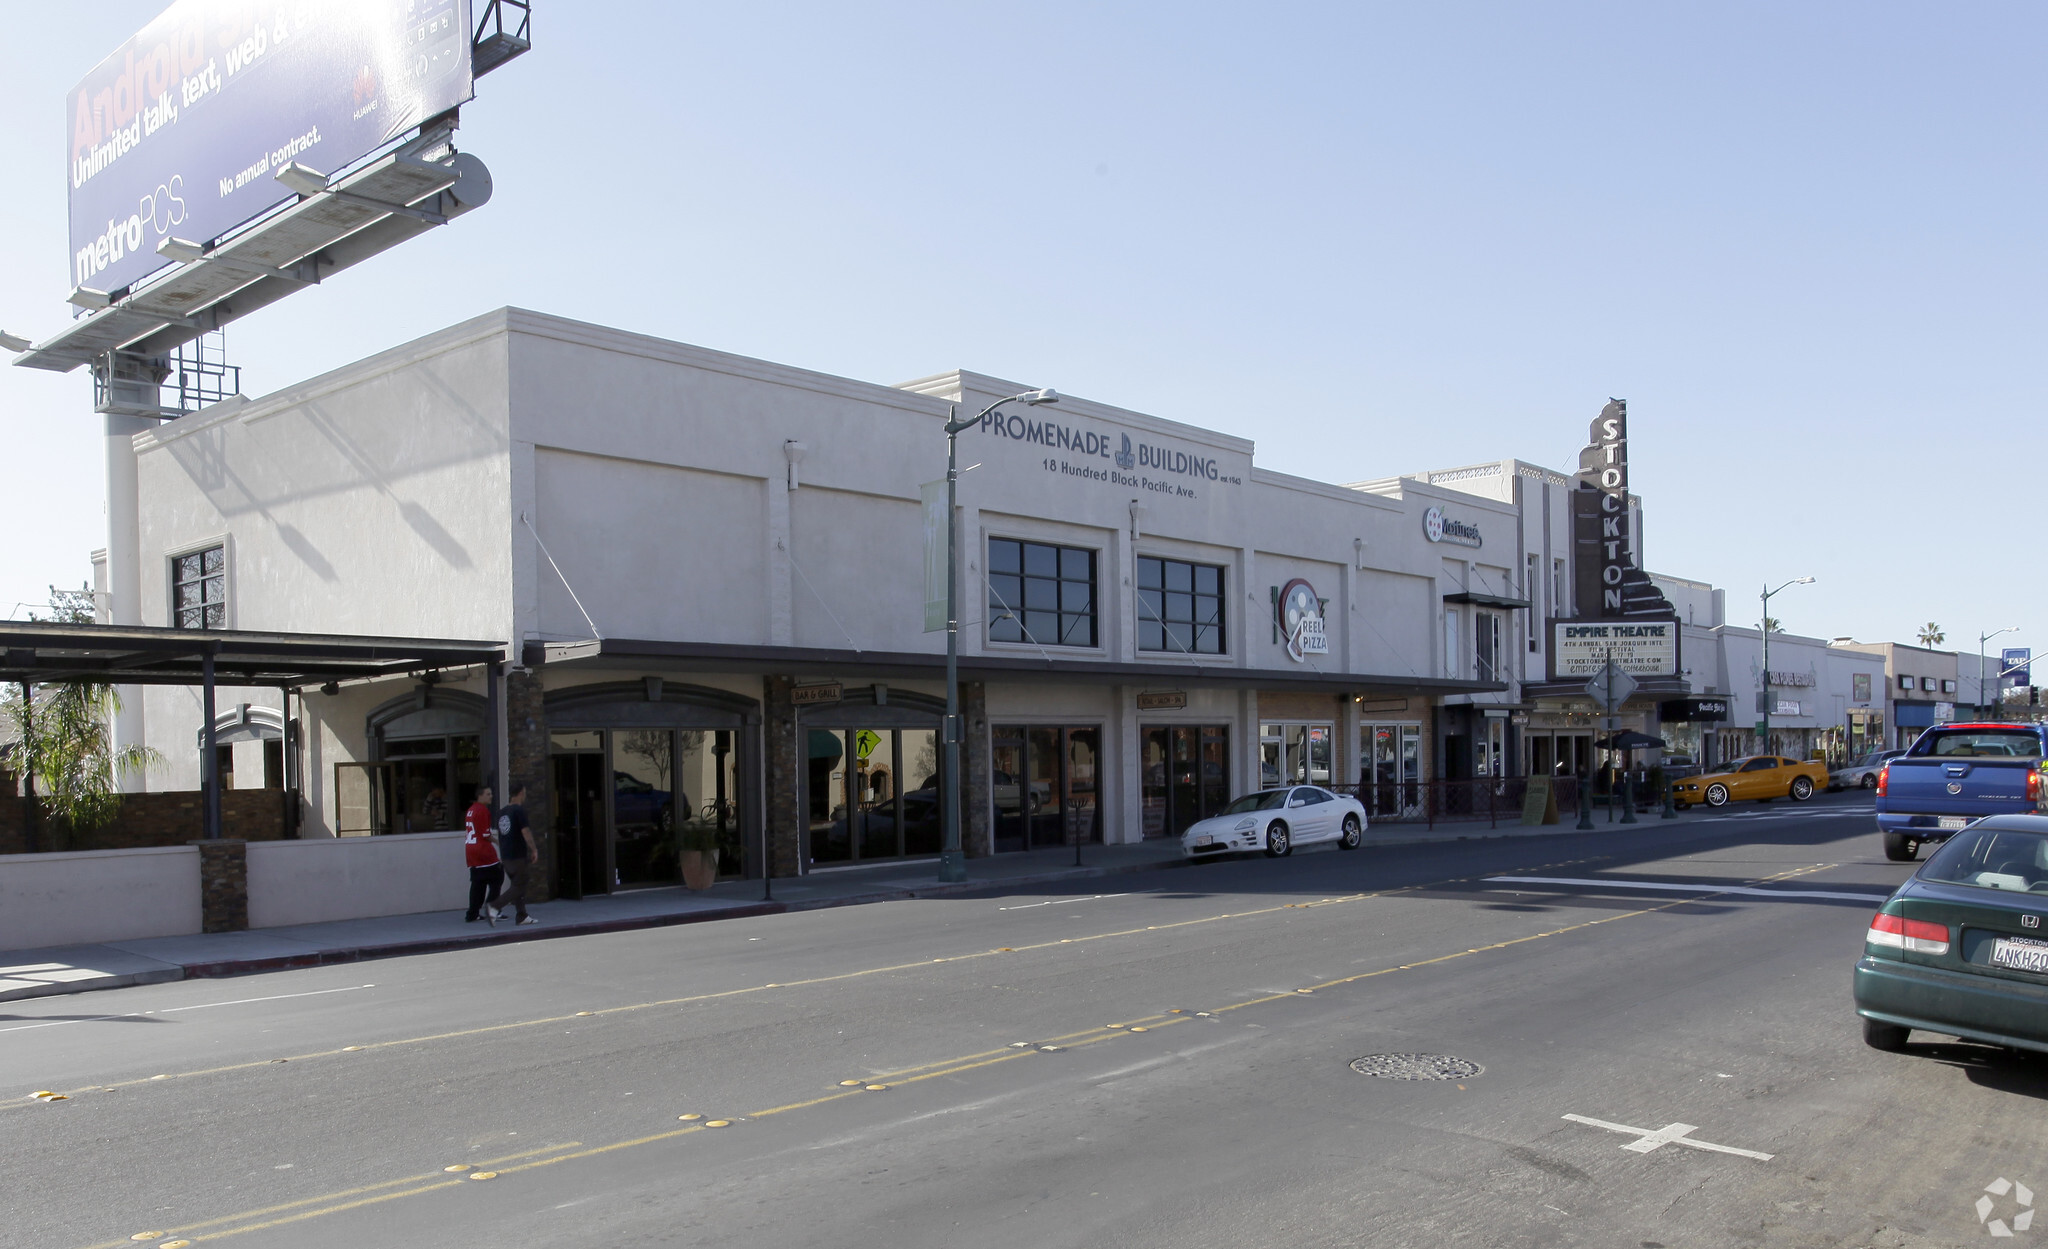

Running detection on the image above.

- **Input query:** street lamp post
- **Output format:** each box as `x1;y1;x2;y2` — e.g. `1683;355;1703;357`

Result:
1758;577;1815;756
1979;626;2019;721
939;388;1058;884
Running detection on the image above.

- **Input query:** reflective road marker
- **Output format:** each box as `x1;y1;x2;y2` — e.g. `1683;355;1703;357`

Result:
1562;1114;1774;1161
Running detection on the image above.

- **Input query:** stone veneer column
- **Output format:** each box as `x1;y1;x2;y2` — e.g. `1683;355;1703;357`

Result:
505;670;554;903
193;839;247;933
764;676;800;877
963;681;991;857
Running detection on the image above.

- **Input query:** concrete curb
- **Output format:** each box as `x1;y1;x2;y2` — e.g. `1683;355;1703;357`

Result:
0;965;184;1003
176;855;1200;981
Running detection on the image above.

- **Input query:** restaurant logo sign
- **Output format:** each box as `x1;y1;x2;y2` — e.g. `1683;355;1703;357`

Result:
1277;578;1328;663
1423;505;1482;549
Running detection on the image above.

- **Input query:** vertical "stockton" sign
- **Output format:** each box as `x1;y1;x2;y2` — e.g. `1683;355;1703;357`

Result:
1572;399;1632;616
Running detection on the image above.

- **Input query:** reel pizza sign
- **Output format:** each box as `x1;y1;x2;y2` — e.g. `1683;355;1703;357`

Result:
1278;579;1328;663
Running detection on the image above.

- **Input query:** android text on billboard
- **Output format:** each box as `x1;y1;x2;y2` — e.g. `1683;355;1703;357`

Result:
68;0;474;299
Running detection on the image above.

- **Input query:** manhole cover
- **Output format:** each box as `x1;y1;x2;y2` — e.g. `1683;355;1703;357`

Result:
1349;1053;1483;1081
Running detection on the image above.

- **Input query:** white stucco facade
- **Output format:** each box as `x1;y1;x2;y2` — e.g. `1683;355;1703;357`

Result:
121;308;1515;889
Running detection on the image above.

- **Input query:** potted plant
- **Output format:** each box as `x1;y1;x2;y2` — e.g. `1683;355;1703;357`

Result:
679;824;719;890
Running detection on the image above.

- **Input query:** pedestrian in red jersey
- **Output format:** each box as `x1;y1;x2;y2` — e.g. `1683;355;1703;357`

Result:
463;784;503;925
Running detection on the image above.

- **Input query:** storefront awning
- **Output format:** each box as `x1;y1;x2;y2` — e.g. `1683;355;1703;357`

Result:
533;637;1505;698
1442;590;1533;610
0;622;505;687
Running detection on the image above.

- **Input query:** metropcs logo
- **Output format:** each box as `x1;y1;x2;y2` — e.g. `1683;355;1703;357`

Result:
74;178;187;288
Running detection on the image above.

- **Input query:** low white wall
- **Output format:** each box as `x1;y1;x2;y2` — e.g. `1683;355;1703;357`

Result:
0;846;202;949
247;831;470;928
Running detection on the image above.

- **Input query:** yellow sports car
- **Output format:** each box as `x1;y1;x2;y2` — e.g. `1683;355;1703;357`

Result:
1671;755;1829;809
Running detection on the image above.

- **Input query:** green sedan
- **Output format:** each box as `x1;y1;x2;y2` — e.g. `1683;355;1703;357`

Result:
1853;814;2048;1055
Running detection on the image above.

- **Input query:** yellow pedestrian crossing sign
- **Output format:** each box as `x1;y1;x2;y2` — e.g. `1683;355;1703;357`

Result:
855;729;882;762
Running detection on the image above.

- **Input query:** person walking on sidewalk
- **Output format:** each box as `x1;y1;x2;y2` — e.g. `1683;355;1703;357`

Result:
464;784;503;925
494;783;540;926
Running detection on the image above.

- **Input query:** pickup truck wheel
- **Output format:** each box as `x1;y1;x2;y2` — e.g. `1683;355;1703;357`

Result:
1789;776;1814;801
1860;774;1878;790
1704;783;1729;807
1862;1017;1911;1052
1883;832;1919;862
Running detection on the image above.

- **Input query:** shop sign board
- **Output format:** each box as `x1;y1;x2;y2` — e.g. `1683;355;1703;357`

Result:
1520;776;1559;826
1135;691;1187;711
1278;579;1328;662
1659;697;1730;722
1551;619;1678;678
792;682;843;707
1764;670;1815;688
1935;702;1956;724
67;0;476;299
1422;505;1483;549
2003;647;2031;688
1852;673;1872;703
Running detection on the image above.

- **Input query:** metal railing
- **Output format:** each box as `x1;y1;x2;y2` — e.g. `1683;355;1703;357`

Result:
1331;776;1584;829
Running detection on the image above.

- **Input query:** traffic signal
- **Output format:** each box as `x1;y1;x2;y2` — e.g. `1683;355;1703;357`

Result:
2032;686;2040;706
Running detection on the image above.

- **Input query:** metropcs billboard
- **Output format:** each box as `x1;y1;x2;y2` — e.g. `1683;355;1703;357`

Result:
68;0;474;298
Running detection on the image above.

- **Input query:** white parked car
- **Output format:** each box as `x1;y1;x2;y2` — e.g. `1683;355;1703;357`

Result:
1829;750;1903;791
1181;785;1367;858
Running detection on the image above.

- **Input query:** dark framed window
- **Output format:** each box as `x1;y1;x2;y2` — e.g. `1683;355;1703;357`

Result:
988;538;1097;647
171;544;227;629
1136;556;1224;654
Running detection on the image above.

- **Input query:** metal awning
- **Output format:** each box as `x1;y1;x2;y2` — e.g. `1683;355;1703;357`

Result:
0;623;504;688
1444;590;1533;610
10;144;485;375
533;637;1504;697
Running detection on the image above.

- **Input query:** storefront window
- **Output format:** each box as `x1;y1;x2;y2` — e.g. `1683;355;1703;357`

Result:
807;727;944;865
988;539;1097;648
1475;612;1503;683
1361;724;1423;818
1136;557;1225;654
1260;722;1333;788
384;733;480;833
992;725;1102;852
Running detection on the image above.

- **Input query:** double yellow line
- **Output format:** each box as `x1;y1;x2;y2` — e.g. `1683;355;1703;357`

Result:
76;857;1836;1246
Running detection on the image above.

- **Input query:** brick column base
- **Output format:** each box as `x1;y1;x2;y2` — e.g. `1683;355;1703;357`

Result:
764;676;800;877
506;670;555;903
192;840;247;933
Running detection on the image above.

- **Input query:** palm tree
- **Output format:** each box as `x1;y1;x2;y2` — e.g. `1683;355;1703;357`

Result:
1918;622;1945;647
1760;616;1784;633
2;585;156;848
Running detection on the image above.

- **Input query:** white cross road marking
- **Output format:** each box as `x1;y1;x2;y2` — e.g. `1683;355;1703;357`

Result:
1562;1114;1775;1161
1487;876;1888;903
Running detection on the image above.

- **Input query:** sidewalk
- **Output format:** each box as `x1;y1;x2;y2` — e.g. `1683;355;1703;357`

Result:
0;816;1652;1004
0;841;1189;1004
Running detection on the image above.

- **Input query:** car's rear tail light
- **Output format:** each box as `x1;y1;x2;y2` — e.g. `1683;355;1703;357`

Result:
2028;768;2042;804
1876;764;1889;796
1868;912;1950;955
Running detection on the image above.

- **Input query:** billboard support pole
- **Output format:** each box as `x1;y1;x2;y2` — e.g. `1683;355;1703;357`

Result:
105;401;155;790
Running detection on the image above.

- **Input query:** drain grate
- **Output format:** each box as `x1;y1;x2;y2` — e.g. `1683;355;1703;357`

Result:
1349;1053;1483;1081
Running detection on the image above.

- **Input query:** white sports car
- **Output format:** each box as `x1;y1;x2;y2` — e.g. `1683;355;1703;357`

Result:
1180;785;1367;858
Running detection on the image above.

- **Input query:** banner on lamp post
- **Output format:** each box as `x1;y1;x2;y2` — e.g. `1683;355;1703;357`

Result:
921;479;948;633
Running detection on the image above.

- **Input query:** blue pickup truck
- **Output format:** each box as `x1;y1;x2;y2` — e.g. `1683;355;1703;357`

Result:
1877;722;2047;861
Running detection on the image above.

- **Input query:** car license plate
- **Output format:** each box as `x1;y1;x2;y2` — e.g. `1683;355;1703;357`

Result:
1990;935;2048;975
1938;816;1969;830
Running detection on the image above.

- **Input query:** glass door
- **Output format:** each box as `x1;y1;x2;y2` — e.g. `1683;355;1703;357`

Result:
1140;724;1232;839
806;726;948;866
992;725;1104;851
550;733;607;899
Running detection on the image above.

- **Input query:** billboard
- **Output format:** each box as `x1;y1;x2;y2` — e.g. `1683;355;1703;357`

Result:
2002;647;2031;689
68;0;474;299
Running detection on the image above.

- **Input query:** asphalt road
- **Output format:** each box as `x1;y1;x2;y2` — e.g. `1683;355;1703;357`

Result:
6;793;2045;1249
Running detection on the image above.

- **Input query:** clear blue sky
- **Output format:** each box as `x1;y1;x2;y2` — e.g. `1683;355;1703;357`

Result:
2;2;2041;653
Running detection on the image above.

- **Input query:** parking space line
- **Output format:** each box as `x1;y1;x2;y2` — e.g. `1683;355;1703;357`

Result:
1483;875;1886;903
